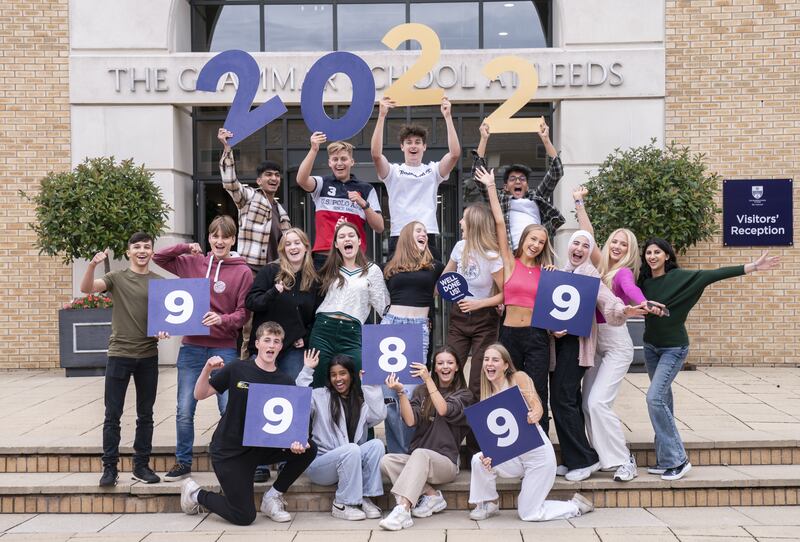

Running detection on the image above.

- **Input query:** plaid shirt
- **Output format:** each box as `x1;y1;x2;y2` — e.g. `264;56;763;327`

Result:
472;151;565;247
220;150;291;269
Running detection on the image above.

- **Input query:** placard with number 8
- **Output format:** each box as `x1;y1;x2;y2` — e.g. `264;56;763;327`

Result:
530;269;601;338
243;383;312;448
361;324;425;385
465;386;544;466
147;278;211;337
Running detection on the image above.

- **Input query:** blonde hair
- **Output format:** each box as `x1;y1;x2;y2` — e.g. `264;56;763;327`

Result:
208;215;237;239
276;228;319;292
479;343;517;401
598;228;641;289
514;224;554;267
384;221;434;279
461;204;500;272
326;140;354;157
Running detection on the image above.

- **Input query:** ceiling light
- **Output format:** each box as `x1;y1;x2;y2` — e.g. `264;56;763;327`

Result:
498;32;509;36
504;3;515;6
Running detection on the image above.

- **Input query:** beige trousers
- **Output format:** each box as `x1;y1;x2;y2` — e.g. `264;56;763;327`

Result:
380;449;458;505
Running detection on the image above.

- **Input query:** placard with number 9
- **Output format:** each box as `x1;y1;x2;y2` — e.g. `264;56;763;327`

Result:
243;383;312;448
530;269;600;337
147;278;211;337
465;386;544;465
361;324;425;385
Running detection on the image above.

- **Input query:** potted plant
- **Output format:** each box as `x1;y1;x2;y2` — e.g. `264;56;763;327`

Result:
22;157;171;375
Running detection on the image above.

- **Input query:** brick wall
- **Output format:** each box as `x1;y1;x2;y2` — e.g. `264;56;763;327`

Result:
0;0;72;369
665;0;799;365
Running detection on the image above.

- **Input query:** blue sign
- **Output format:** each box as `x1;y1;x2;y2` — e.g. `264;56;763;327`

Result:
243;383;312;448
530;270;600;337
147;278;211;337
723;179;793;246
361;324;425;385
465;386;544;466
436;272;472;302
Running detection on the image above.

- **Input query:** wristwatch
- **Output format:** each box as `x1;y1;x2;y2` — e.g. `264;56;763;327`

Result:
361;200;371;210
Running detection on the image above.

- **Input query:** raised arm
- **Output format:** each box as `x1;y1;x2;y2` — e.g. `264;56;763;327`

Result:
370;97;393;180
476;121;490;159
80;250;111;294
218;128;250;208
573;186;601;266
194;356;225;400
437;97;461;179
532;121;563;201
474;167;514;269
386;374;416;427
296;132;326;193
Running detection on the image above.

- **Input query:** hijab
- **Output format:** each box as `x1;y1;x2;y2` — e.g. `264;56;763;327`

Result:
563;229;597;275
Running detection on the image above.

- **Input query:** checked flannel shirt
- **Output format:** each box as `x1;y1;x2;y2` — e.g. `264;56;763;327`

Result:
472;150;566;248
220;149;291;269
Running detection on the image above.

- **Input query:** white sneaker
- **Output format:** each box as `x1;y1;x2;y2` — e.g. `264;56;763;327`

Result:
180;478;200;515
469;501;499;520
647;466;666;475
361;497;382;519
571;493;594;515
411;490;447;517
614;455;639;482
556;464;568;476
332;501;366;521
260;493;292;522
379;504;413;531
565;462;601;482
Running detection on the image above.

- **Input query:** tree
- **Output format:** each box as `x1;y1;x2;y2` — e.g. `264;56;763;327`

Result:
583;140;720;254
22;157;172;274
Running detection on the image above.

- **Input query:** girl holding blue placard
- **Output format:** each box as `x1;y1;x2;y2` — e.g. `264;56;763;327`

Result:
382;221;445;453
638;238;779;481
296;350;387;521
468;343;593;521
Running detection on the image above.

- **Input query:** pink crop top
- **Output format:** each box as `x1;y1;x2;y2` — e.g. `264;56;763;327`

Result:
504;259;540;308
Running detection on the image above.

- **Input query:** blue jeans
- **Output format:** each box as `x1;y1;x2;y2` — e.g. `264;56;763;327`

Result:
380;313;429;454
305;440;385;505
277;347;305;382
643;343;689;469
176;345;238;466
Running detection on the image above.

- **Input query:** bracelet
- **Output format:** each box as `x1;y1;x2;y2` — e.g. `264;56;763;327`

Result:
361;200;370;210
574;199;584;206
429;388;441;396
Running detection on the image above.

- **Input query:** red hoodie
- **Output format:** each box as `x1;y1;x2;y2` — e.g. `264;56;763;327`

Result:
153;243;253;348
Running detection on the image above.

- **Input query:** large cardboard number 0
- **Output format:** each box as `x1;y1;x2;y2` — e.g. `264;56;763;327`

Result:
482;56;544;134
381;23;444;106
196;49;288;147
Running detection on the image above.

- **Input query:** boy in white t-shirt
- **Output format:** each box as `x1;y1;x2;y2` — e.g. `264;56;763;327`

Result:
370;96;461;260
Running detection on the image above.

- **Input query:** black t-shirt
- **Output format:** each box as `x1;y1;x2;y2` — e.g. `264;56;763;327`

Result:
209;358;295;460
385;261;445;308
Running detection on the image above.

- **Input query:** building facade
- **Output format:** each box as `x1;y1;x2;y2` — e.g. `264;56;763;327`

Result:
1;0;796;369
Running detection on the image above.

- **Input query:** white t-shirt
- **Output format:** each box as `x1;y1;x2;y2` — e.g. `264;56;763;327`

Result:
449;240;503;300
508;198;542;250
381;161;446;236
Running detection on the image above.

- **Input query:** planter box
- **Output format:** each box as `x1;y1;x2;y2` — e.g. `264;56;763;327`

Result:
58;308;112;377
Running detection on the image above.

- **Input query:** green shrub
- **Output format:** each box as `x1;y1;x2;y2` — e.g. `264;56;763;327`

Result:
583;140;720;254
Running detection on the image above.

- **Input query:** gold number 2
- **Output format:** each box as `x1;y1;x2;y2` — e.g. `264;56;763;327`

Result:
381;23;445;106
482;56;544;134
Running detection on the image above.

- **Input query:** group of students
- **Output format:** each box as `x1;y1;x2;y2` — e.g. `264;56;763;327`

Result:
81;96;780;529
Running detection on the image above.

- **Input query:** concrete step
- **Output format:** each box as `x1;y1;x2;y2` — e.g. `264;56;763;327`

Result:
2;465;799;513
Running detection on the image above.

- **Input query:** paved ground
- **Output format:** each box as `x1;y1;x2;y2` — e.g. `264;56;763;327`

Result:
1;366;799;451
1;506;799;541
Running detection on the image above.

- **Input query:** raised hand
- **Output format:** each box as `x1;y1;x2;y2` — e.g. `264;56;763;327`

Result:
440;96;452;118
205;355;225;372
573;185;588;201
385;373;404;393
378;96;396;117
538;120;550;141
303;348;320;369
409;362;431;383
218;127;233;150
474;166;496;187
188;243;203;255
310;131;327;152
752;252;780;272
479;122;490;140
90;249;109;266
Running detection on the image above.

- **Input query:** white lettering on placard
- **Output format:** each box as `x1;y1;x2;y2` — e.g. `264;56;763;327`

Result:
487;407;519;447
378;337;408;373
730;226;785;236
164;290;193;324
549;285;580;321
262;397;293;435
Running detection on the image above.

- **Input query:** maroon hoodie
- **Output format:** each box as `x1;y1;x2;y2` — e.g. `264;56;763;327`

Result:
153;243;253;348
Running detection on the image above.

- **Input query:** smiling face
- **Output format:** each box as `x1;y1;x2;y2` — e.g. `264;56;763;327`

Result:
328;149;355;181
645;243;668;274
520;228;547;261
608;231;629;263
568;235;591;267
256;168;281;196
126;240;154;270
482;348;508;387
329;363;352;397
400;135;427;166
208;228;235;260
282;231;306;267
335;224;360;261
434;351;459;387
255;332;283;365
412;222;428;252
504;170;529;198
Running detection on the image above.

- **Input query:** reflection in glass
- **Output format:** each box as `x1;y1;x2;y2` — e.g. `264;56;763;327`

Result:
483;1;546;49
410;3;478;49
196;120;263;178
208;5;261;52
337;4;405;51
265;5;333;52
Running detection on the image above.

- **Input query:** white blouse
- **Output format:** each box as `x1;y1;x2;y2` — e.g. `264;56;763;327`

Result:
316;263;389;324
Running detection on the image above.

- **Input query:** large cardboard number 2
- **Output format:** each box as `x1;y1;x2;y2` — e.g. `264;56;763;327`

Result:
482;56;544;134
196;49;288;147
381;23;444;106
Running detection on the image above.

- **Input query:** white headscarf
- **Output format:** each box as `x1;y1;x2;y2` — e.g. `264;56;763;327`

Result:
563;229;596;273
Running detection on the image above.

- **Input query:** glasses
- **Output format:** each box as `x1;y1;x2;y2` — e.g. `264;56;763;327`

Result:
507;175;527;183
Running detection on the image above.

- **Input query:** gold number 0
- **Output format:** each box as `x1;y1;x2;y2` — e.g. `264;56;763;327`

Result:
482;56;544;134
381;23;444;106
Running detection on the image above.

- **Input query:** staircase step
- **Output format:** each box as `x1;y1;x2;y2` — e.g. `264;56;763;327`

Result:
2;465;799;513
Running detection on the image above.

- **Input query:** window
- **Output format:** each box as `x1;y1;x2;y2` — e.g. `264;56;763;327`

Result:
483;1;546;49
337;4;406;51
265;4;333;51
409;3;479;49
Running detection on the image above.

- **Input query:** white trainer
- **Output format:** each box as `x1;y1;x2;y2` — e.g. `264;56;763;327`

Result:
260;493;292;522
332;501;366;521
469;500;499;520
360;497;382;519
565;462;601;482
614;455;639;482
411;490;447;517
379;504;413;531
571;493;594;515
180;478;201;515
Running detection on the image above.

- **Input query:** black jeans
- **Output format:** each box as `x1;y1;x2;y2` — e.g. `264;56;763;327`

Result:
499;325;551;436
388;233;442;262
198;443;318;525
102;355;159;469
551;334;599;469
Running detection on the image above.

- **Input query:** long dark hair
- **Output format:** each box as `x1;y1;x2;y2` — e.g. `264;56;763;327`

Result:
319;222;369;295
638;237;680;286
415;346;468;421
325;355;363;442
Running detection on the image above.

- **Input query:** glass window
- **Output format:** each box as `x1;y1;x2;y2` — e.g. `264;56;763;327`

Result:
483;1;546;49
410;3;478;49
337;4;405;51
265;4;333;52
208;5;261;52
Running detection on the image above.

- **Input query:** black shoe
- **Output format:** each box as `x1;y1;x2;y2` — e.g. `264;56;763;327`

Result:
164;462;191;482
132;465;161;484
253;465;271;483
99;466;118;487
661;461;692;481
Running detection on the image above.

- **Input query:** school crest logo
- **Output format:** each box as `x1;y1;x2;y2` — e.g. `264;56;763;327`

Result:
751;186;764;199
